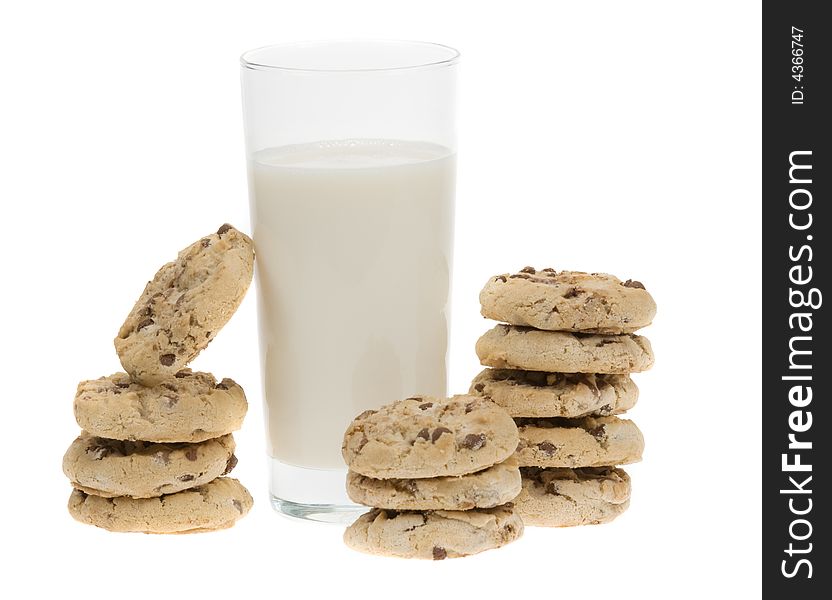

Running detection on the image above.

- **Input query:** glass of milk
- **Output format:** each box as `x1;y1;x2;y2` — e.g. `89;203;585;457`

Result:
240;41;458;522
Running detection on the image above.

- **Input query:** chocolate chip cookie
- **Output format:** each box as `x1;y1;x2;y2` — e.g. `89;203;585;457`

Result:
73;370;247;443
67;477;253;533
514;466;630;527
343;505;524;559
346;457;521;510
480;268;656;333
114;224;254;386
469;369;638;418
514;416;644;467
476;324;654;373
342;395;519;479
62;433;236;498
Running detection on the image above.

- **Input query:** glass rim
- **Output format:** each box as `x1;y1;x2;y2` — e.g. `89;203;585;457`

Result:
240;39;460;73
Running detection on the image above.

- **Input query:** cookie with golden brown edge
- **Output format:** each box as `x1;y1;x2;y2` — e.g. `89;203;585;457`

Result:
480;267;656;333
62;433;236;498
476;324;654;374
344;505;523;559
342;395;518;479
469;369;638;418
73;370;247;443
114;224;254;386
514;466;631;527
346;457;521;510
514;415;644;468
67;477;253;534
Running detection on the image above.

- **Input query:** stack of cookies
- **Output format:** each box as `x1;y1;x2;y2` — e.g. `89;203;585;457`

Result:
62;224;256;533
342;395;524;559
471;267;655;527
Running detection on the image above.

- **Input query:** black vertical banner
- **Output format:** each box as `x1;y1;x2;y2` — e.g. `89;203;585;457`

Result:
763;2;829;598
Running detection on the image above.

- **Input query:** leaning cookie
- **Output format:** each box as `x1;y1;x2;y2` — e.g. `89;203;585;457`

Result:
480;268;656;333
476;324;654;374
347;457;521;510
114;224;254;386
470;369;638;418
73;370;247;443
342;395;518;479
62;433;236;499
344;506;523;560
514;466;630;527
515;416;644;468
67;477;253;533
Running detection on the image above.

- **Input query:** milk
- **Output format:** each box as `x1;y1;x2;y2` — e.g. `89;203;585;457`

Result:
249;139;455;470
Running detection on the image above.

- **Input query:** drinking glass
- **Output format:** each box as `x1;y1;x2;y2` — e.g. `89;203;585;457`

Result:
241;40;458;522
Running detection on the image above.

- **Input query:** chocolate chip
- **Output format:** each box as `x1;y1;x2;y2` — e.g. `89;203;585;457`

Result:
159;354;176;366
537;441;557;456
461;433;487;450
177;474;195;482
545;482;561;496
216;223;233;235
161;383;177;392
222;454;238;475
495;275;507;283
139;306;153;317
599;404;613;414
174;370;190;378
588;425;606;440
114;382;130;389
200;238;211;248
473;383;485;393
432;546;447;560
563;287;583;299
418;402;433;410
465;401;477;413
541;268;557;274
416;428;430;441
431;427;452;443
185;448;198;461
622;279;645;289
232;499;243;513
509;273;529;279
215;381;229;390
525;371;548;386
520;266;536;274
136;318;154;331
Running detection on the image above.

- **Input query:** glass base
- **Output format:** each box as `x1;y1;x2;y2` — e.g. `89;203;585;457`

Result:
268;458;366;524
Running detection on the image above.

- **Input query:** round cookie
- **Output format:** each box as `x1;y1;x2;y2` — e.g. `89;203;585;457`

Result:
62;432;237;498
515;466;630;527
342;395;519;479
67;477;253;533
344;505;523;560
470;369;638;418
73;370;247;443
114;224;254;386
515;416;644;467
475;324;654;374
346;457;521;510
480;267;656;333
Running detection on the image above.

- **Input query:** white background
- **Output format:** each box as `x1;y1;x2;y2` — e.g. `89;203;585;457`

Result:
0;1;761;598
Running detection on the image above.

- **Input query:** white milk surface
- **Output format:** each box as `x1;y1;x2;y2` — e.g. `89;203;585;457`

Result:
249;139;455;469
